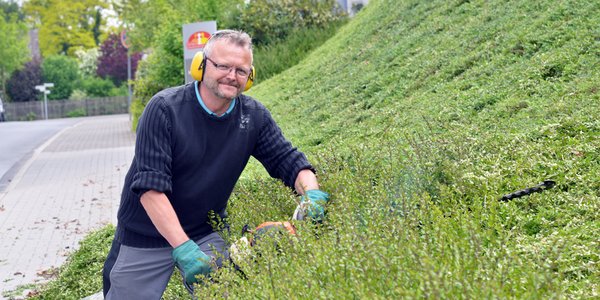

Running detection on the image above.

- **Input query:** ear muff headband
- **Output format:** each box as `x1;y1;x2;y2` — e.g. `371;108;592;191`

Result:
190;51;255;91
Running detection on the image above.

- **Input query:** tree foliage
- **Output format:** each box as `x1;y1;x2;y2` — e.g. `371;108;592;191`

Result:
0;0;24;21
224;0;346;45
0;10;30;95
75;47;101;78
97;32;142;86
41;55;80;100
24;0;107;57
6;60;42;102
114;0;243;51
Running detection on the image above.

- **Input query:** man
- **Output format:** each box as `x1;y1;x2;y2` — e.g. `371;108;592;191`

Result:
103;30;329;299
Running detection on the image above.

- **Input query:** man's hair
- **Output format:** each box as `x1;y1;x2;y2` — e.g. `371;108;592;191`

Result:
203;30;253;62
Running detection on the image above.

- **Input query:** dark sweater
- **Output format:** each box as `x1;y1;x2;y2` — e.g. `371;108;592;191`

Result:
115;82;313;247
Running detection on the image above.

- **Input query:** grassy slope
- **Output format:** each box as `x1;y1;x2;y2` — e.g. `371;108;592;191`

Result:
234;0;599;298
27;0;598;298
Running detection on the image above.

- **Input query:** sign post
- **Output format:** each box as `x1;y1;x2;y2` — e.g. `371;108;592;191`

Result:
182;21;217;83
35;83;54;120
121;30;132;121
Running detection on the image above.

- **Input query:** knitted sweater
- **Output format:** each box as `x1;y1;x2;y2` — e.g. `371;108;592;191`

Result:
115;82;313;247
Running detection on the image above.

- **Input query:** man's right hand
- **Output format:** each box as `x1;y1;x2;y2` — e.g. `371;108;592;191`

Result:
172;240;212;284
293;189;330;221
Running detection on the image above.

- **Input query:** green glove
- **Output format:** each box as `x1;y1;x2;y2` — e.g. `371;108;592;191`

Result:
172;240;212;285
303;189;330;221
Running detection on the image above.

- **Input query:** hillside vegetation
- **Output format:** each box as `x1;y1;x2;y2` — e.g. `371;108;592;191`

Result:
29;0;598;298
227;0;599;298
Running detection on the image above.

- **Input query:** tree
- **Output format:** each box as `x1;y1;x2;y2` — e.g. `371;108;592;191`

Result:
24;0;107;57
113;0;243;51
96;32;142;86
1;0;24;21
75;47;101;78
41;55;80;100
0;10;30;95
6;60;43;102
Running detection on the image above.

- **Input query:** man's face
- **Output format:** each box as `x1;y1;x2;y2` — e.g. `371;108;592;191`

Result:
203;40;253;101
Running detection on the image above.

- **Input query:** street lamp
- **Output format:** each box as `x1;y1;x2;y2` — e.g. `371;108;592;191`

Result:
34;83;54;120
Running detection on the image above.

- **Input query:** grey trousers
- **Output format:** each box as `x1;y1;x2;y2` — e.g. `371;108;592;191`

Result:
103;232;228;300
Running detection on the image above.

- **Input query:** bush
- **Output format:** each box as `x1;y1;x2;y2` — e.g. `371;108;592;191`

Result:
69;89;88;100
66;108;86;117
6;59;42;102
41;55;80;100
109;84;129;97
75;48;100;78
130;17;185;130
80;76;117;97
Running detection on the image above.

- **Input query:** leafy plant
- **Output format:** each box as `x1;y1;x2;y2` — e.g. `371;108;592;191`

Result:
66;108;86;117
41;55;80;100
224;0;346;45
0;9;29;93
75;48;100;78
69;89;88;100
25;112;37;121
130;16;185;130
6;59;42;102
23;0;106;57
96;32;142;87
79;76;118;97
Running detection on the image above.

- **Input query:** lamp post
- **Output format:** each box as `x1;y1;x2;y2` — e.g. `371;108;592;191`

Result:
34;83;54;120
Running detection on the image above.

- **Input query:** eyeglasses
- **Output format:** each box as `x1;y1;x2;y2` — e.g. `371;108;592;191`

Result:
205;57;251;77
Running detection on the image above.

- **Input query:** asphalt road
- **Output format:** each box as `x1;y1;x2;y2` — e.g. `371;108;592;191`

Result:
0;118;81;191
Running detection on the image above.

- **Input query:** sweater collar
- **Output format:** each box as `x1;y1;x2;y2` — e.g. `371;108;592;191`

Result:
194;81;236;117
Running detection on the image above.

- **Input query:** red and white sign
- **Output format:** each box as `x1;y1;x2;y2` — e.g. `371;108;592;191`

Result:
120;30;129;49
182;21;217;83
186;31;211;50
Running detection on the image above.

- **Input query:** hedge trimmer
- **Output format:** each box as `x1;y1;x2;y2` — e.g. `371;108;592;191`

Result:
229;196;315;264
499;180;556;201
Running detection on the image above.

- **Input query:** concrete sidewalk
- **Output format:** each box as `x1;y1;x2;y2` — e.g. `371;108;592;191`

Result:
0;114;135;299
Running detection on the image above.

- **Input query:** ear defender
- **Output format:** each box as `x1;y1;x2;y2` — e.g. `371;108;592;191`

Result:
244;66;255;91
190;51;206;82
190;51;255;92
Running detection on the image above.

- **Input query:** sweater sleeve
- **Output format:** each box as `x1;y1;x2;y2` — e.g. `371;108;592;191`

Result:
252;108;314;188
130;96;173;196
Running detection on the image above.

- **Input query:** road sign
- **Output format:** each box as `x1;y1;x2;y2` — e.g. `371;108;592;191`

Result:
120;30;129;49
34;83;53;120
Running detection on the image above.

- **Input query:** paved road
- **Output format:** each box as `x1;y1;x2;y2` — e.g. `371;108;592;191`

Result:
0;115;135;299
0;119;80;192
